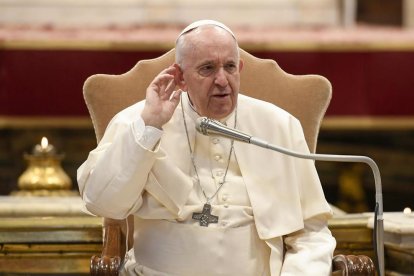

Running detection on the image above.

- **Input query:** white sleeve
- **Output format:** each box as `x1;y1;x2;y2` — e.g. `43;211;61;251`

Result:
132;118;163;150
279;215;336;275
265;238;284;275
77;115;163;219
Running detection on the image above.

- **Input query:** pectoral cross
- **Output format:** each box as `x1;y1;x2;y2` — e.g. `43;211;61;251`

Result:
192;203;218;227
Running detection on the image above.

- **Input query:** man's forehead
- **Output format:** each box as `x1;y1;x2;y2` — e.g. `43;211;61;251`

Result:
195;55;237;65
189;49;239;69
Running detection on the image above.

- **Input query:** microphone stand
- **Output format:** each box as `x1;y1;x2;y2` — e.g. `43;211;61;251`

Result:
249;136;384;276
196;117;384;275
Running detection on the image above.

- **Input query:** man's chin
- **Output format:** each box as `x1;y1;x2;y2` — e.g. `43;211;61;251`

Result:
208;109;234;121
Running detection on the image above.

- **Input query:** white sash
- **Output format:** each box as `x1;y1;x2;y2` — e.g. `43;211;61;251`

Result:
126;219;276;276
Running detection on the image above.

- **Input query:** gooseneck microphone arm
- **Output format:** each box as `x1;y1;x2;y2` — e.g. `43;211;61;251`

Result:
196;117;384;276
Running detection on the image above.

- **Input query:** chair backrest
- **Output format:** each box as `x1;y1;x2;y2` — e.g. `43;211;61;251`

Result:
83;48;331;153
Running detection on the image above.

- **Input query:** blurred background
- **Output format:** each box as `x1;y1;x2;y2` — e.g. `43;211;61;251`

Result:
0;0;413;213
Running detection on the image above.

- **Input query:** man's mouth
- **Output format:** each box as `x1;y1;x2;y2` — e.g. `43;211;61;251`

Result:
213;94;229;98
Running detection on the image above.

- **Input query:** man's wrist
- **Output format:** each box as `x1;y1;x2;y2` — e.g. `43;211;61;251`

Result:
141;112;163;130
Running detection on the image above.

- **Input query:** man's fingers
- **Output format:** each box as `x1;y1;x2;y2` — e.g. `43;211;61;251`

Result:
153;66;177;84
147;65;180;103
152;74;174;87
149;74;174;96
168;89;182;102
162;79;177;99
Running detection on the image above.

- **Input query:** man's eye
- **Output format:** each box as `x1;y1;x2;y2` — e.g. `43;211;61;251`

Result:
199;65;215;76
225;63;237;73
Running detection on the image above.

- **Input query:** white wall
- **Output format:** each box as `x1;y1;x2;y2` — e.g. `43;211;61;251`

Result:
0;0;341;28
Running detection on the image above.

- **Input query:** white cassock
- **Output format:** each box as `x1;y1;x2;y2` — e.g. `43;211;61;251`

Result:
78;93;336;275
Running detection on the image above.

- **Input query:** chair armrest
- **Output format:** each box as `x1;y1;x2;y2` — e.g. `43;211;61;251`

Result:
90;218;125;276
332;254;375;275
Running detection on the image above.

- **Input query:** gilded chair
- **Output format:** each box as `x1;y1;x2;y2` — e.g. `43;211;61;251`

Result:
83;48;375;275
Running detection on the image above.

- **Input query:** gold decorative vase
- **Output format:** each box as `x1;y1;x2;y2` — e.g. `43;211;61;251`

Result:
14;137;75;196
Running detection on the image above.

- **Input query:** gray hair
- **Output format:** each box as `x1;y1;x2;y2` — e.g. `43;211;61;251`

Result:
175;20;239;68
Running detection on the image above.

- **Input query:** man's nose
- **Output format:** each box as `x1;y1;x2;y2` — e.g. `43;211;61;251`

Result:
214;67;229;87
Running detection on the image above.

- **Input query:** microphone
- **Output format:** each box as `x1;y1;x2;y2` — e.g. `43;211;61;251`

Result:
196;117;251;143
196;116;384;276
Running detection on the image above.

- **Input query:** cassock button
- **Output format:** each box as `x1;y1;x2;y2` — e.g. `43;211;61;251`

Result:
224;203;229;208
216;170;224;177
214;155;221;161
222;194;228;201
212;138;220;144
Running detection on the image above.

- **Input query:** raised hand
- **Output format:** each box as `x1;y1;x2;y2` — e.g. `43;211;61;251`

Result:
141;65;182;129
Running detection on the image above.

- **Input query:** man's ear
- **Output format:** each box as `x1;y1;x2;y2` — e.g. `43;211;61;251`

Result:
173;63;186;90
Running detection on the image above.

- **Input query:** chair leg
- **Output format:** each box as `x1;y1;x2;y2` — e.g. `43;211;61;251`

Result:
90;255;121;276
91;219;124;276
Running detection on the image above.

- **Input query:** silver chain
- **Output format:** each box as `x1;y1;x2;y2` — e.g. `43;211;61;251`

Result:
180;94;236;204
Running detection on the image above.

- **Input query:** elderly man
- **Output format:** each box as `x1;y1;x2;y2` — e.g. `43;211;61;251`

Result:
78;20;336;275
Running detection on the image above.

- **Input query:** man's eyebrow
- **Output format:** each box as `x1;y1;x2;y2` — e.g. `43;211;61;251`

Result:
196;60;215;68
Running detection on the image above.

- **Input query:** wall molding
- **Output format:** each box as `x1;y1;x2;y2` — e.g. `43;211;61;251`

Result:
322;116;414;130
1;116;414;130
2;26;414;52
0;116;92;129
